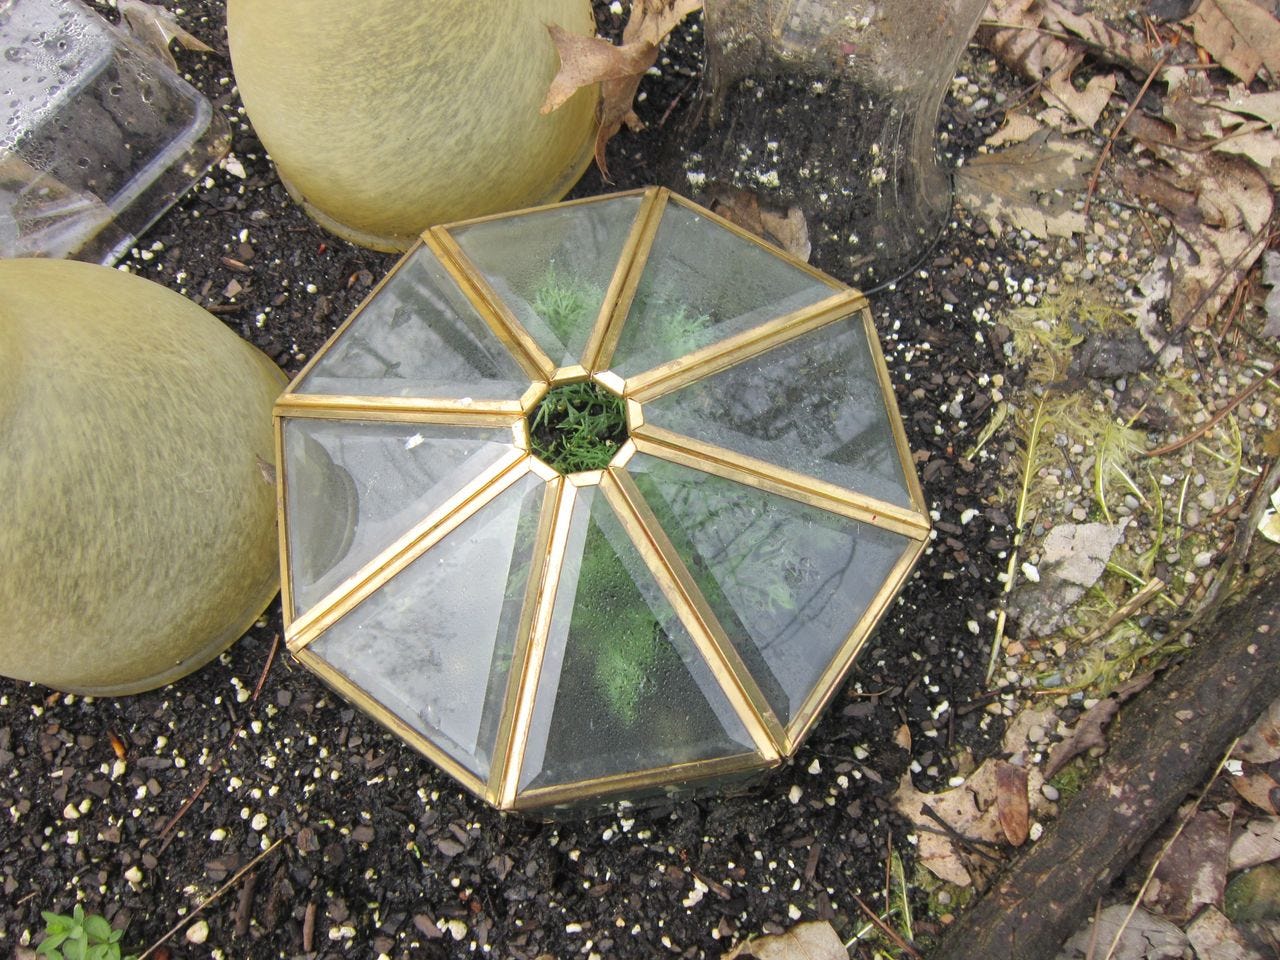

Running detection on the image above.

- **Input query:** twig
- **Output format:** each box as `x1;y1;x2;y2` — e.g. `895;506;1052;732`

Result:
1164;228;1273;342
1075;578;1166;648
158;634;281;850
1100;738;1238;960
852;894;923;959
1143;358;1280;458
252;632;281;702
920;804;1004;862
136;837;284;960
1083;52;1169;220
302;902;317;954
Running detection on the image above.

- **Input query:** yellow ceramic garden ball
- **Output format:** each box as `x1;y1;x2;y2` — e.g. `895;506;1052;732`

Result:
226;0;599;251
0;259;285;694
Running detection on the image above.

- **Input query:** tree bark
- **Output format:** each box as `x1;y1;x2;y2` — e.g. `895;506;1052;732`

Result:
930;572;1280;960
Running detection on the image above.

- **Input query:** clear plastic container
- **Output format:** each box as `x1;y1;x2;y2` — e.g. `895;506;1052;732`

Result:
0;0;229;263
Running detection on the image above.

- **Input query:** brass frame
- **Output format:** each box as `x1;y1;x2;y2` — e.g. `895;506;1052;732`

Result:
273;189;932;813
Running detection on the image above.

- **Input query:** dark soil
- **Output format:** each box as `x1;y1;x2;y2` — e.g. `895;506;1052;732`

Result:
0;4;1031;958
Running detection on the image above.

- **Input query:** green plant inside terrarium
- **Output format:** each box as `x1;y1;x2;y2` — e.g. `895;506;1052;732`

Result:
527;381;628;474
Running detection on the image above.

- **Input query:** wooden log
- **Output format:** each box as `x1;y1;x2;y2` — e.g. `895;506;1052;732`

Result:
930;572;1280;960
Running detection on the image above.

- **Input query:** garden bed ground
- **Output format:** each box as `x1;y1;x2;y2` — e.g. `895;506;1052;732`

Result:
2;2;1278;959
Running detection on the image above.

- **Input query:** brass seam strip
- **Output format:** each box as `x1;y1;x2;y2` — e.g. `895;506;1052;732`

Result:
296;649;489;801
512;751;768;811
272;416;295;628
600;470;786;759
273;394;524;424
279;241;424;397
423;228;557;382
786;536;929;748
858;310;930;514
496;480;580;809
485;475;564;804
630;428;931;540
582;186;668;373
433;187;652;232
624;290;866;402
285;451;529;652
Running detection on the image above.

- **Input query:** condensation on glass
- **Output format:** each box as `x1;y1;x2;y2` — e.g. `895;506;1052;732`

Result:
0;0;229;262
274;187;931;816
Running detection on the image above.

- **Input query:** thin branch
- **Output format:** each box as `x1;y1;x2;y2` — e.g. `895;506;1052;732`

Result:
136;837;284;960
1084;52;1169;220
1100;739;1239;960
1143;358;1280;458
852;894;923;959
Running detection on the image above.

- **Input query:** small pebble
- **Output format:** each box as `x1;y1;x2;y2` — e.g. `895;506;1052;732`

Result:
186;920;209;945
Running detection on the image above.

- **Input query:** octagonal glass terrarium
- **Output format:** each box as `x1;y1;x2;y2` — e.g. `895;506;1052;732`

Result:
274;188;930;814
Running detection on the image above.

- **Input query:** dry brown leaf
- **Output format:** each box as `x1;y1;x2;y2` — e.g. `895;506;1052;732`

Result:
983;0;1076;84
1186;906;1261;960
1186;0;1280;84
1230;768;1280;814
955;130;1096;239
994;761;1030;847
1237;698;1280;764
892;708;1055;886
1044;698;1118;778
722;921;845;960
541;26;656;115
983;0;1154;129
894;722;913;752
708;185;811;261
543;2;700;179
623;0;703;47
118;0;215;71
1213;87;1280;126
1044;69;1116;130
1045;2;1161;73
1229;817;1280;871
1044;674;1153;778
758;207;811;263
1060;904;1190;960
986;113;1043;147
1143;811;1230;923
541;26;657;180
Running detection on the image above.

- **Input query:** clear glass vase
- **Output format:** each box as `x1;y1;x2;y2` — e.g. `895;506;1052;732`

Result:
687;0;987;288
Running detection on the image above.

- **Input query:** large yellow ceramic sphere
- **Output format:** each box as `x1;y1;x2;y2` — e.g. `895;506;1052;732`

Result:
0;259;285;694
227;0;599;251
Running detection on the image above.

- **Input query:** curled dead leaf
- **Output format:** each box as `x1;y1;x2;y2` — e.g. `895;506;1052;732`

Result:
723;920;845;960
708;185;811;261
117;0;215;71
1186;0;1280;85
993;761;1030;847
542;2;701;179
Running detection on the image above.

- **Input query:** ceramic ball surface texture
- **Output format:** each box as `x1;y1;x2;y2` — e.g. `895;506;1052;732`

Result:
226;0;599;251
0;259;285;694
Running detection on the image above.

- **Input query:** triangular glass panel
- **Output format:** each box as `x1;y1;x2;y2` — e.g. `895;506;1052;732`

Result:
295;245;529;400
640;314;914;509
608;200;837;379
518;486;756;794
307;471;548;781
626;453;914;727
448;194;644;368
281;418;516;618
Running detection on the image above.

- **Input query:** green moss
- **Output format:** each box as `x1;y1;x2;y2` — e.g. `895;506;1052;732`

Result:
528;381;628;475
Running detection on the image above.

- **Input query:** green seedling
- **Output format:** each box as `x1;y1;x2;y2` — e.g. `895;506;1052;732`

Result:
37;906;136;960
528;381;628;475
531;267;601;345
